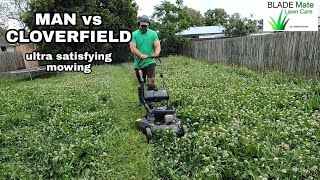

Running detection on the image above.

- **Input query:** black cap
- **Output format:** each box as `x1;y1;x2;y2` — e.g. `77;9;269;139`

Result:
139;15;150;26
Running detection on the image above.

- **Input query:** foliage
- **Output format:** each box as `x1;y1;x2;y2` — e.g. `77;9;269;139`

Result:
203;9;261;38
204;8;228;26
21;0;138;63
0;27;6;36
185;7;204;26
0;0;30;29
258;19;263;30
151;0;192;56
147;56;320;179
225;13;260;37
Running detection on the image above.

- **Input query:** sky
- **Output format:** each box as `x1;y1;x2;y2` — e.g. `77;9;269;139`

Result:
135;0;267;20
134;0;320;20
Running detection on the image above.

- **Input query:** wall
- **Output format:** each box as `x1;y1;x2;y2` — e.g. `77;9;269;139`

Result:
6;46;16;52
0;43;39;72
180;30;320;77
0;52;25;72
15;43;39;69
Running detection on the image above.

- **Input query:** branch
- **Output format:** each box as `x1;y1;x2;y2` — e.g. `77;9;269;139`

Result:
0;0;28;29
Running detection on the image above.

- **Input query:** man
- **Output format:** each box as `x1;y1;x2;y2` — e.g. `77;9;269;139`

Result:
130;15;161;92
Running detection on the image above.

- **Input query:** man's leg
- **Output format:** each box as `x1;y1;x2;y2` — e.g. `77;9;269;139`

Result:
146;63;157;90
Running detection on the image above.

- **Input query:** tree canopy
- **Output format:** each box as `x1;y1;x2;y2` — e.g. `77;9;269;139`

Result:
0;0;30;29
151;0;192;56
0;27;6;36
224;13;260;37
185;7;204;26
204;8;228;26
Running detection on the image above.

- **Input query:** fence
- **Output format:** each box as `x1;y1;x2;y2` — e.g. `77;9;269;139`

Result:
0;52;25;72
180;30;320;77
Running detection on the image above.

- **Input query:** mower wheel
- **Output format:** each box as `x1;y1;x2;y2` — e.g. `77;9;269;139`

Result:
145;127;153;143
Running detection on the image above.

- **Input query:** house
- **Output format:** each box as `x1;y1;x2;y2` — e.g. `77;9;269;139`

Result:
0;36;40;70
176;25;227;39
0;37;16;52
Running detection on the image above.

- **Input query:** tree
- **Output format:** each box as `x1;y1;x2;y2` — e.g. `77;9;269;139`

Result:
204;8;228;26
0;0;30;29
185;7;204;26
22;0;138;63
224;13;243;37
224;13;259;37
151;0;192;56
257;19;263;30
0;27;6;36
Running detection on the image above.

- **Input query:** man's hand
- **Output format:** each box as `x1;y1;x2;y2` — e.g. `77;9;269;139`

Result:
140;54;148;59
150;53;159;58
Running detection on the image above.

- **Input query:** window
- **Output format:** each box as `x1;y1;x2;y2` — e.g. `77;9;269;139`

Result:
1;47;6;52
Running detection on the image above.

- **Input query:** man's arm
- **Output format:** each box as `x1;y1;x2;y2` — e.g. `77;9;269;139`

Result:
152;41;161;57
130;32;147;59
130;42;146;58
151;31;161;57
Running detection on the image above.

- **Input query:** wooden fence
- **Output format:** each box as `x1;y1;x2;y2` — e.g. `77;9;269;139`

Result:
0;52;25;72
180;30;320;77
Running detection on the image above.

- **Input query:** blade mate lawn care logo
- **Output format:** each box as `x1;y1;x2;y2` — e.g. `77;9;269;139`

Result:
263;0;318;31
268;9;290;30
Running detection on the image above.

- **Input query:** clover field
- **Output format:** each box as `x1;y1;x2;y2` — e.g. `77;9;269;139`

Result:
1;56;319;179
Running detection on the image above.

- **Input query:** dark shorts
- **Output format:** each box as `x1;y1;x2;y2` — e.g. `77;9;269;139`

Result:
134;63;156;83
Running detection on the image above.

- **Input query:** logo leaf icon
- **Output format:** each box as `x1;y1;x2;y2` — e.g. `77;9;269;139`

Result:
283;18;290;29
269;9;290;30
277;9;283;29
281;14;288;26
268;21;276;30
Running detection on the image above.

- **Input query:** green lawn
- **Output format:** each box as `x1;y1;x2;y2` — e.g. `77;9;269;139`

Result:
1;56;319;179
0;64;151;179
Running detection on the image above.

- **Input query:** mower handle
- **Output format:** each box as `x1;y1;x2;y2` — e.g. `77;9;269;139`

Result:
145;56;161;63
137;69;152;113
138;69;144;83
138;56;162;69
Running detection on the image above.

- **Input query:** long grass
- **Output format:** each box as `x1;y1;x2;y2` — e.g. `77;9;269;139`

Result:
1;56;319;179
0;65;151;179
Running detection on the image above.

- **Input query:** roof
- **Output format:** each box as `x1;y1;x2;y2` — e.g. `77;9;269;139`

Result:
0;37;15;47
250;33;275;36
250;29;275;36
177;26;225;36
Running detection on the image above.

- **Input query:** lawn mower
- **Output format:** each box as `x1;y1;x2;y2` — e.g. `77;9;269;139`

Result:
135;56;188;143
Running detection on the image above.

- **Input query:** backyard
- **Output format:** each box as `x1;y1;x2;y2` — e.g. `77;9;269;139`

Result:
0;56;319;179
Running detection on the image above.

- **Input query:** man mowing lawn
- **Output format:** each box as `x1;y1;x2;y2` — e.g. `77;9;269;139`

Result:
130;15;161;104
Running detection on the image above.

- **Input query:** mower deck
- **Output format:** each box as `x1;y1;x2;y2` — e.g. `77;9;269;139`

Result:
136;117;185;134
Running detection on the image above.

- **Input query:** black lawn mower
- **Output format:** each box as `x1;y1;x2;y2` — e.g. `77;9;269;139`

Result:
135;57;188;143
